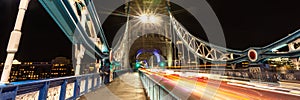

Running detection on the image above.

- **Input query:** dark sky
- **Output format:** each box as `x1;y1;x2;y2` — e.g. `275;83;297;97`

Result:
0;0;72;62
1;0;300;62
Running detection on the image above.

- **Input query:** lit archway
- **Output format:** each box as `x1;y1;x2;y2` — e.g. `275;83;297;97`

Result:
135;49;166;68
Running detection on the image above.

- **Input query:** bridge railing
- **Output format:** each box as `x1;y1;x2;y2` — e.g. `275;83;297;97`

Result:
139;70;179;100
0;73;101;100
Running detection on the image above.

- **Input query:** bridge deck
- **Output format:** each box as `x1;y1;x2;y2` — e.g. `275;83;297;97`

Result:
79;72;147;100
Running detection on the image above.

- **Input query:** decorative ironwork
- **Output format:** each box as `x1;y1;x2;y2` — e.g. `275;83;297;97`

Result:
47;86;61;100
16;91;39;100
170;15;244;63
65;83;75;99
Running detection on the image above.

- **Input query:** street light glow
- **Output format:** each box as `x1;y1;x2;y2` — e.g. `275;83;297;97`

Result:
138;13;161;24
139;14;148;23
149;15;159;23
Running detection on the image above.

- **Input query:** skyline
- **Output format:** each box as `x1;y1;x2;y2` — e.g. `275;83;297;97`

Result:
1;0;300;62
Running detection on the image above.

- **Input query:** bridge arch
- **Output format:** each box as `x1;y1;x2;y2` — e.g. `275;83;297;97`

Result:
128;33;177;69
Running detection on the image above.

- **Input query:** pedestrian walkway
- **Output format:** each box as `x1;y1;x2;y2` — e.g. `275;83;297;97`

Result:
79;72;147;100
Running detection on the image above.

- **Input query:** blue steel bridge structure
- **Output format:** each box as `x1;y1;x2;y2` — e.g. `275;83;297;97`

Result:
0;0;299;100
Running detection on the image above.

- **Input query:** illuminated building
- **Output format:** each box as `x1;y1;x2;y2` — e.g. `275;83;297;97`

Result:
8;60;52;81
51;57;74;77
0;57;74;82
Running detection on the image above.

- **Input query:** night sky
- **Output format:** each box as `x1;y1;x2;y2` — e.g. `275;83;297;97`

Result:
1;0;300;62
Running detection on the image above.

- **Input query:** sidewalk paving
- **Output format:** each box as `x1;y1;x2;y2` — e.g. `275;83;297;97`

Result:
79;72;147;100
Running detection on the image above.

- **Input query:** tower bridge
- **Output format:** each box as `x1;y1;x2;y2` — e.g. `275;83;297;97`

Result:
0;0;300;100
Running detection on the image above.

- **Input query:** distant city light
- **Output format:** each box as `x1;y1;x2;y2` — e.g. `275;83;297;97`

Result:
135;61;141;68
12;59;21;65
159;61;166;67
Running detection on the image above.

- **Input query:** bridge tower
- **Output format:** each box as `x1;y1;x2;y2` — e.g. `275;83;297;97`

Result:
126;0;174;68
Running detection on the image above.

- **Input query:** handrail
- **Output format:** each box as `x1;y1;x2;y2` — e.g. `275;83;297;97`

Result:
0;73;101;100
0;69;130;100
139;70;180;100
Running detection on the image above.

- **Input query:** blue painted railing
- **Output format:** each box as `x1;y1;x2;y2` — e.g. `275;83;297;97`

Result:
0;73;101;100
0;68;130;100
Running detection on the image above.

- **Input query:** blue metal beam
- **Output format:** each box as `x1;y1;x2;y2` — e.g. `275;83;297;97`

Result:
38;0;109;58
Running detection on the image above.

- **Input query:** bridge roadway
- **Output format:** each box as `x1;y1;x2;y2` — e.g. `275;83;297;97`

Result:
79;72;147;100
142;69;300;100
78;70;300;100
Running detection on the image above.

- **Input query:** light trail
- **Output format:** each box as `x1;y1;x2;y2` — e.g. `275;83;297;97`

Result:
140;69;300;100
